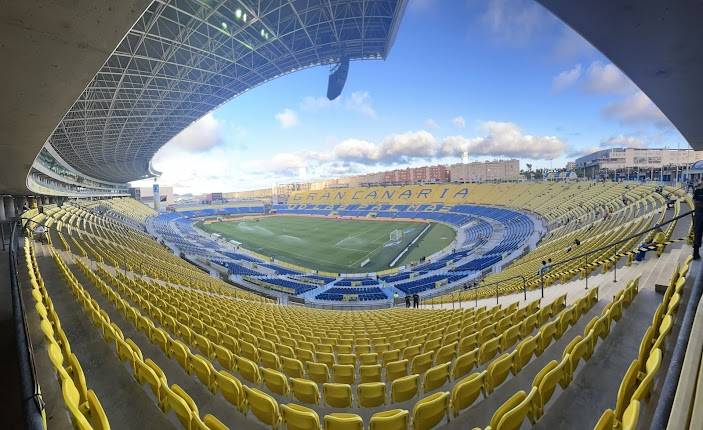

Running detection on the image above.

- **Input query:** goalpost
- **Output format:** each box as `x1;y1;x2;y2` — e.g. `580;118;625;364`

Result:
389;229;404;243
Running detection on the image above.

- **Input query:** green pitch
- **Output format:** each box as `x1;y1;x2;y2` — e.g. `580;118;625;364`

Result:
196;215;456;273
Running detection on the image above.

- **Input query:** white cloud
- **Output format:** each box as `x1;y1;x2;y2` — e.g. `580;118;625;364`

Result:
603;91;671;128
452;116;466;128
333;139;380;163
584;61;634;94
442;121;566;160
481;0;550;45
300;96;340;111
551;64;582;93
345;91;376;118
332;131;440;164
275;108;299;128
600;134;646;149
425;119;439;129
380;130;439;161
155;113;223;159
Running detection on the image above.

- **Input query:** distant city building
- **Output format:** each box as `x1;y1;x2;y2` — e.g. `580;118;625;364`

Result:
565;161;576;171
448;159;521;182
574;147;703;180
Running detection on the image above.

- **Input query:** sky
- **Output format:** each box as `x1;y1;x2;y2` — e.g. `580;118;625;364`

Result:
132;0;689;195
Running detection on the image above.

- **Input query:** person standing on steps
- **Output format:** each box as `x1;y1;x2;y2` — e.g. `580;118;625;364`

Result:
693;181;703;260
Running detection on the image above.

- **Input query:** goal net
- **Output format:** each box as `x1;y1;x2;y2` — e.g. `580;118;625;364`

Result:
389;229;403;243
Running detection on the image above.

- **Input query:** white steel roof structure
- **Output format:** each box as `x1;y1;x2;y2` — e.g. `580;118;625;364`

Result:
43;0;407;185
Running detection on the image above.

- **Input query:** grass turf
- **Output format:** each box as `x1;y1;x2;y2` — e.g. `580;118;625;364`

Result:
196;215;455;273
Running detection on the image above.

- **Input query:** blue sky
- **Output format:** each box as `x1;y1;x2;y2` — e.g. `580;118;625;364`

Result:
133;0;688;194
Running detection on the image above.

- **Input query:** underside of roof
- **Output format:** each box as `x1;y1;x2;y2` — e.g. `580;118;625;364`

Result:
46;0;408;184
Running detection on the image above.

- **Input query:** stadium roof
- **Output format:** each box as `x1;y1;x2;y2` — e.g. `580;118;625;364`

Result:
45;0;407;184
538;0;703;149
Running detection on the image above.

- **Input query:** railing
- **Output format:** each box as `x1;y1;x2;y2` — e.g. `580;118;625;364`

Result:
429;208;694;308
8;217;45;429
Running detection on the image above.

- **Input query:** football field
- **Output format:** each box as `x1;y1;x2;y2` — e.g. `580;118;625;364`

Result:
196;215;455;273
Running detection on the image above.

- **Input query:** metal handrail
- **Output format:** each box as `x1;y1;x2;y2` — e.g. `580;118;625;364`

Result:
8;217;45;429
437;208;693;306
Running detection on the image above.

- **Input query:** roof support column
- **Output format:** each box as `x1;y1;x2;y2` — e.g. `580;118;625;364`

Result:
4;196;16;219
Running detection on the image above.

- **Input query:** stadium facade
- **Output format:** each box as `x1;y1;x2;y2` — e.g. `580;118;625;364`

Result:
575;147;703;180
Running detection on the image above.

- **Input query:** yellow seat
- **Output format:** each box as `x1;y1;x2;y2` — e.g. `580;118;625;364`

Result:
369;409;408;430
260;349;281;371
531;356;569;419
411;351;434;375
357;382;386;407
296;348;315;363
290;378;321;405
282;356;305;378
452;349;478;380
262;368;290;396
486;353;513;394
478;337;500;365
614;360;640;421
622;400;640;430
236;355;261;384
332;364;355;384
391;374;419;402
190;354;216;392
512;336;537;375
382;349;401;365
306;361;329;384
213;344;235;371
203;414;229;430
632;348;662;401
386;359;408;382
280;403;321;430
450;371;485;417
412;391;449;430
240;340;259;362
216;370;245;413
491;387;537;430
163;384;198;430
135;358;165;407
423;362;450;392
360;364;382;383
61;377;109;430
244;386;280;429
594;409;614;430
359;352;378;365
434;342;457;365
337;353;356;366
569;330;595;374
324;413;363;430
316;352;335;368
170;339;191;370
323;383;353;408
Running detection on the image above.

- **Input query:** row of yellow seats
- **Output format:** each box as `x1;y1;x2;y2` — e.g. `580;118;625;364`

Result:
124;271;560;383
50;247;230;430
72;249;450;430
449;287;601;421
136;276;516;350
110;260;583;421
594;257;691;430
481;278;639;430
25;240;107;430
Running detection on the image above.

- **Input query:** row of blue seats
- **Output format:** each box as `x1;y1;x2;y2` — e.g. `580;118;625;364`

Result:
335;278;378;286
315;286;388;301
261;277;318;294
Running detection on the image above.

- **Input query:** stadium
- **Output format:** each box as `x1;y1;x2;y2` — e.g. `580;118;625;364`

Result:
1;1;703;430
